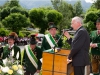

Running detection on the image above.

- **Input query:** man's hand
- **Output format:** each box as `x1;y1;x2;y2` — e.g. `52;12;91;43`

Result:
63;31;70;39
67;59;72;63
90;43;97;48
36;70;40;73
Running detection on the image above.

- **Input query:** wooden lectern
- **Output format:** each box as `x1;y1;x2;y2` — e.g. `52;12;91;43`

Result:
42;49;74;75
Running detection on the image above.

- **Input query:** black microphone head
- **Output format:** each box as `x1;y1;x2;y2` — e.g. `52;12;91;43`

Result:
69;27;73;30
61;27;73;32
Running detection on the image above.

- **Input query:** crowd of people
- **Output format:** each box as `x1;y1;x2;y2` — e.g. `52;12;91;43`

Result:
0;36;43;46
0;36;29;45
0;16;100;75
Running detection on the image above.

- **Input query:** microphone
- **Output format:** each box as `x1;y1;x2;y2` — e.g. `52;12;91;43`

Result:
61;27;73;32
61;27;75;34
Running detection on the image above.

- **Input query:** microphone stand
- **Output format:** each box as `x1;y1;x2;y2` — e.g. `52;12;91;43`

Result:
52;29;74;75
52;33;64;75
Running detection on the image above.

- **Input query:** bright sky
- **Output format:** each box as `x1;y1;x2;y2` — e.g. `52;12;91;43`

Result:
85;0;96;3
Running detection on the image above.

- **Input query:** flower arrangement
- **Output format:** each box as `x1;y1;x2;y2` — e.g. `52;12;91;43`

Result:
0;49;24;75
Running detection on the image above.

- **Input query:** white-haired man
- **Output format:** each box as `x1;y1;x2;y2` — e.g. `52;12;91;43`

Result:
64;16;90;75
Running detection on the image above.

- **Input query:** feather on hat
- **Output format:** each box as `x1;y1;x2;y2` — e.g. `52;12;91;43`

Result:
8;32;18;40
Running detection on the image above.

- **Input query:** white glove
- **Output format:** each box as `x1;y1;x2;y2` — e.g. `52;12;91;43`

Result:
34;72;39;75
67;59;72;63
89;73;93;75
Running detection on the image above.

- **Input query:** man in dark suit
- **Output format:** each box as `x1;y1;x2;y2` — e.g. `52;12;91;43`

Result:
64;16;90;75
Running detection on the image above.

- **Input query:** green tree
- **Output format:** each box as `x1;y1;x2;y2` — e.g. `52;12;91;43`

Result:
29;8;46;33
8;0;20;8
10;6;29;17
0;0;9;9
0;0;28;20
84;11;98;23
47;10;63;25
92;0;100;9
51;0;61;10
19;31;25;37
2;13;30;34
84;9;100;32
73;0;83;16
51;0;74;33
84;21;96;33
29;8;62;33
0;28;9;36
0;7;10;20
0;9;1;21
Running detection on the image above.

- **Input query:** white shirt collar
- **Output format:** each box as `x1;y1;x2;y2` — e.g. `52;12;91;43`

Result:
9;44;14;48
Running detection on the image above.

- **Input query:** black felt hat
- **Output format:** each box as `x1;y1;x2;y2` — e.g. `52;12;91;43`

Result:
30;35;37;45
48;22;58;30
96;18;100;23
8;32;18;40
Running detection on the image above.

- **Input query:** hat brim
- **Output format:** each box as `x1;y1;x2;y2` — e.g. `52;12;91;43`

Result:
8;36;16;40
30;41;37;45
48;27;58;30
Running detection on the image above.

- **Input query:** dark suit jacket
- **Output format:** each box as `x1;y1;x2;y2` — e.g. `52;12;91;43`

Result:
67;26;90;66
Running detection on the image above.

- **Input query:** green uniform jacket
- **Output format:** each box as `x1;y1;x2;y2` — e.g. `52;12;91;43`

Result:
90;31;100;55
23;46;42;72
2;45;21;60
41;34;63;51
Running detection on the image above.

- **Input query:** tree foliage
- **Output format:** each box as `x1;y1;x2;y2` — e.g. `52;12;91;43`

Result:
29;8;62;33
0;1;9;9
8;0;21;8
84;8;100;32
0;7;10;20
0;28;9;36
51;0;74;33
84;11;98;23
47;10;63;25
10;6;29;17
29;8;46;33
84;21;96;33
92;0;100;9
2;13;30;34
0;0;28;20
73;0;83;16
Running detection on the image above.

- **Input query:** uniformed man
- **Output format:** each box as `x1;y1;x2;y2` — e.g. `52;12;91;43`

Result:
0;43;3;58
0;43;3;65
22;35;42;75
2;32;21;60
41;22;63;53
90;18;100;75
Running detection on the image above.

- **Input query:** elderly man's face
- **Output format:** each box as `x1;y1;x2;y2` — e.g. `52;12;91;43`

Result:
96;22;100;30
71;19;81;31
71;20;78;30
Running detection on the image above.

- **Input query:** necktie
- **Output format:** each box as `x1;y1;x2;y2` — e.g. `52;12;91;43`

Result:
98;30;100;35
8;46;12;50
53;36;57;42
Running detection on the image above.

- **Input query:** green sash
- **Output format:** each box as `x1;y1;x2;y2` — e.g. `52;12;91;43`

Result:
25;45;38;69
44;34;58;53
45;34;57;49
